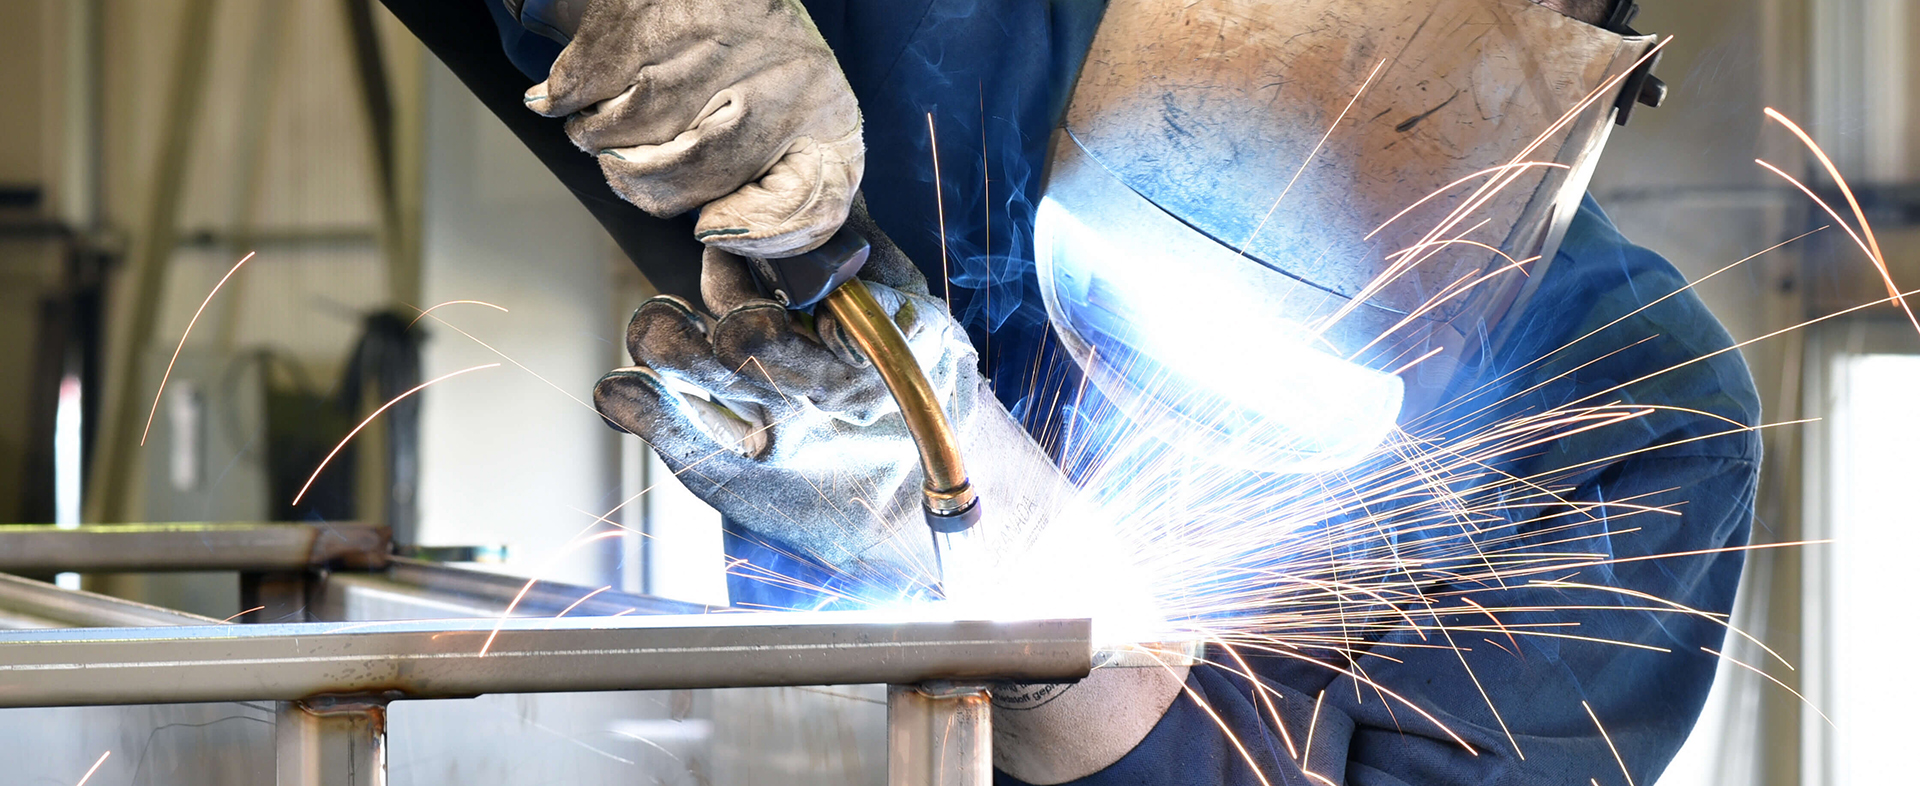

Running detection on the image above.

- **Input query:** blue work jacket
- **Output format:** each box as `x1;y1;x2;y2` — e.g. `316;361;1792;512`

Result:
489;4;1759;784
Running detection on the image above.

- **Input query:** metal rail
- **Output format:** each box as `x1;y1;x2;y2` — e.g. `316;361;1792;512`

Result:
0;522;388;573
0;522;1086;783
367;556;711;616
0;572;224;628
0;612;1091;709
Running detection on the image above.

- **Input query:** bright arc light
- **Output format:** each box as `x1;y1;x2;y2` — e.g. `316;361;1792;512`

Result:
1036;194;1405;474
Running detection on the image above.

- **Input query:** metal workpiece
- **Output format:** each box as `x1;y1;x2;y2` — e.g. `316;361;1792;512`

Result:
889;682;994;786
0;613;1093;709
0;522;389;573
277;697;388;786
353;557;714;618
0;572;225;628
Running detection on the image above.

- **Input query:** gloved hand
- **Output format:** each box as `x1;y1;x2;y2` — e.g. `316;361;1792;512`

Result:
592;203;1064;592
523;0;862;258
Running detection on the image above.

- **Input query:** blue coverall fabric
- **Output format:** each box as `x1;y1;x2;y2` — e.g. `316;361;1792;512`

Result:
490;5;1758;784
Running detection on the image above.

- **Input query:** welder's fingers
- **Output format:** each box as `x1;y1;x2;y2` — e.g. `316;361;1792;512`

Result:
594;368;765;472
700;248;765;317
542;39;737;148
521;0;661;119
625;295;782;411
695;132;863;259
710;300;896;424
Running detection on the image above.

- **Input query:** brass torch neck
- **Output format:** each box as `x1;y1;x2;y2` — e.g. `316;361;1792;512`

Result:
819;282;981;534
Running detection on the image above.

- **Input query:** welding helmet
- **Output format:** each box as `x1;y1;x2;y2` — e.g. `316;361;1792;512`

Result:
1035;0;1662;472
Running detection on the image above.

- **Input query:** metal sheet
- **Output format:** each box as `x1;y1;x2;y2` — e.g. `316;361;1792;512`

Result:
0;522;388;573
0;612;1092;708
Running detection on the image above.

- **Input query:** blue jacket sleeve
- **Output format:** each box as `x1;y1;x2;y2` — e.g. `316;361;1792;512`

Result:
1019;196;1761;785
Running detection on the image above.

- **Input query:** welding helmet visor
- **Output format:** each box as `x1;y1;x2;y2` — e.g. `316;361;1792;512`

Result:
1036;0;1658;473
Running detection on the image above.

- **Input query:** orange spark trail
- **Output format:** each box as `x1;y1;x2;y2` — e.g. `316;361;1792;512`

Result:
1583;700;1635;786
411;310;599;416
291;363;499;506
72;751;110;786
1763;109;1897;298
928;111;951;308
479;529;628;657
553;586;612;618
142;251;257;445
223;605;266;622
407;299;508;330
1240;58;1388;255
1702;646;1834;727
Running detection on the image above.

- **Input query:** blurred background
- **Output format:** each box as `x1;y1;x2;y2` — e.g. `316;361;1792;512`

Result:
0;0;1913;783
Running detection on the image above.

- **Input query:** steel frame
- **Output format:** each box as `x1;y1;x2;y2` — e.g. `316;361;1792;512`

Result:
0;523;1091;785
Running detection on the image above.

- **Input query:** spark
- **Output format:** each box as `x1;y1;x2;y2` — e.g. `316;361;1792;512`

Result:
928;112;950;308
479;528;629;657
1582;700;1634;786
1300;688;1326;770
981;83;991;371
1239;58;1389;255
223;605;266;622
407;299;508;330
1174;676;1277;786
1762;108;1898;301
291;363;499;506
1752;157;1919;335
410;309;600;417
1702;646;1834;727
142;251;256;445
554;586;613;618
72;751;110;786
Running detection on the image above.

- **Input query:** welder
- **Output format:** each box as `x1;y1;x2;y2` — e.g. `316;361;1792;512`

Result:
377;0;1759;783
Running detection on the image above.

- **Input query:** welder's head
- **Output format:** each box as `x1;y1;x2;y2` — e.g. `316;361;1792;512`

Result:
1036;0;1661;473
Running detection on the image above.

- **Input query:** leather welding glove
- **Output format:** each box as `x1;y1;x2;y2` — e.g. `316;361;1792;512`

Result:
592;202;1064;591
522;0;862;258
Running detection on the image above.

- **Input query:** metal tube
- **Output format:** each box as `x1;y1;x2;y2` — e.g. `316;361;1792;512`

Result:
276;696;388;786
820;282;977;519
0;572;224;627
0;522;388;573
888;682;993;786
373;557;711;617
0;612;1091;708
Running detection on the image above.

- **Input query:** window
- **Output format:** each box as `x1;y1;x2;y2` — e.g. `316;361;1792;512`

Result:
1804;320;1920;784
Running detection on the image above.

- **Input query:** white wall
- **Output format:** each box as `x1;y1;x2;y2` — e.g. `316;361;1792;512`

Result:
415;59;622;584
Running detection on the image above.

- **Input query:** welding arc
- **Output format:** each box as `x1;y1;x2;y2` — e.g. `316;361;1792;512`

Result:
291;363;500;506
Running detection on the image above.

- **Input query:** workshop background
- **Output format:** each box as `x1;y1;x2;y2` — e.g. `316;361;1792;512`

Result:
0;0;1914;783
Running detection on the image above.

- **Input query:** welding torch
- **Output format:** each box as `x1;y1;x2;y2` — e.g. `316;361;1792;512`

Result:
513;8;984;594
743;229;985;594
